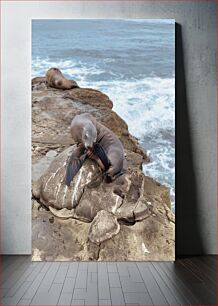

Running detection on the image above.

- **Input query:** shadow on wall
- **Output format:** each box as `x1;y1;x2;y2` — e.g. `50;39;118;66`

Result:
175;23;205;256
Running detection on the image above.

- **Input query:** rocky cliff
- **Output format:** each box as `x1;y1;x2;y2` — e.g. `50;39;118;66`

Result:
32;78;175;261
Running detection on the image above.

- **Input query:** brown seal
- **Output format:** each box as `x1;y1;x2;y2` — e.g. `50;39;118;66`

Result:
46;67;79;90
65;113;124;186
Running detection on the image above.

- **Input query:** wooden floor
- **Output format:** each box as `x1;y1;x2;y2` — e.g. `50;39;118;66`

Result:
0;256;217;305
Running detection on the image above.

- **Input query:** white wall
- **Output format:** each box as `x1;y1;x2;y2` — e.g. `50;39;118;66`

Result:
1;1;217;254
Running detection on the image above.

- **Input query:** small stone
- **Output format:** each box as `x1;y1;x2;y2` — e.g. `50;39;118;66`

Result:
39;206;48;211
49;216;54;224
32;200;41;210
134;201;150;221
88;210;120;244
46;150;58;158
49;207;75;219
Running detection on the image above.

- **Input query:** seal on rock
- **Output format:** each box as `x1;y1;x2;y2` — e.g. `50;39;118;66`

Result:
65;113;124;186
46;67;79;90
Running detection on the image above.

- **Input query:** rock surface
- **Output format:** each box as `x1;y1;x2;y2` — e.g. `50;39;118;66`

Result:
32;76;175;261
88;210;120;245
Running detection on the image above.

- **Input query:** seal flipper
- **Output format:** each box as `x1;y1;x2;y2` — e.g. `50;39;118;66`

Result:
65;159;81;186
92;143;111;171
65;148;87;186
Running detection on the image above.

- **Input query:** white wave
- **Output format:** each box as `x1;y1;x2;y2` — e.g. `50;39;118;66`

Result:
82;77;175;208
143;144;175;211
76;77;175;140
123;19;175;24
32;57;104;79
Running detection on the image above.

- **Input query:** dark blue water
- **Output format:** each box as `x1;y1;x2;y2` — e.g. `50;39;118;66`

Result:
32;19;175;209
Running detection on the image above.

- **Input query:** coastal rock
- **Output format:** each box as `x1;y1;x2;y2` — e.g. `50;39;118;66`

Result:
64;88;113;109
88;210;120;244
32;210;92;261
32;145;101;211
32;82;148;163
33;146;153;224
99;213;175;261
32;76;175;261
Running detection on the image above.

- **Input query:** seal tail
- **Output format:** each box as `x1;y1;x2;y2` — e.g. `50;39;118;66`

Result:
65;149;87;186
92;143;111;171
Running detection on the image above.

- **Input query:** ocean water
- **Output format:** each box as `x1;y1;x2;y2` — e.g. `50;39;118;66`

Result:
32;19;175;209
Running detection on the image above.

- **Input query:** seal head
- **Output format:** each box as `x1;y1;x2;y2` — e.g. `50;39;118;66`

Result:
82;122;97;149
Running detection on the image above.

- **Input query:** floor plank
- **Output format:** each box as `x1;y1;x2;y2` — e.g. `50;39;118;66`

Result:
136;263;169;305
4;262;41;297
0;256;217;305
158;261;200;304
176;258;217;304
147;262;180;305
183;256;217;287
2;258;33;292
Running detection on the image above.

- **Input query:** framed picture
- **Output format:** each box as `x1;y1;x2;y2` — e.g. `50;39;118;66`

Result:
31;19;175;261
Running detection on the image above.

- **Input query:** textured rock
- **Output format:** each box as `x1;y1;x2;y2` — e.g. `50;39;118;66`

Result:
99;212;175;261
32;146;152;223
32;82;148;163
64;88;113;109
32;75;175;261
32;210;96;261
33;145;101;212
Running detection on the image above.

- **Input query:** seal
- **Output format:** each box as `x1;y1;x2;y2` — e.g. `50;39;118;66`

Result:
65;113;124;186
46;67;79;90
